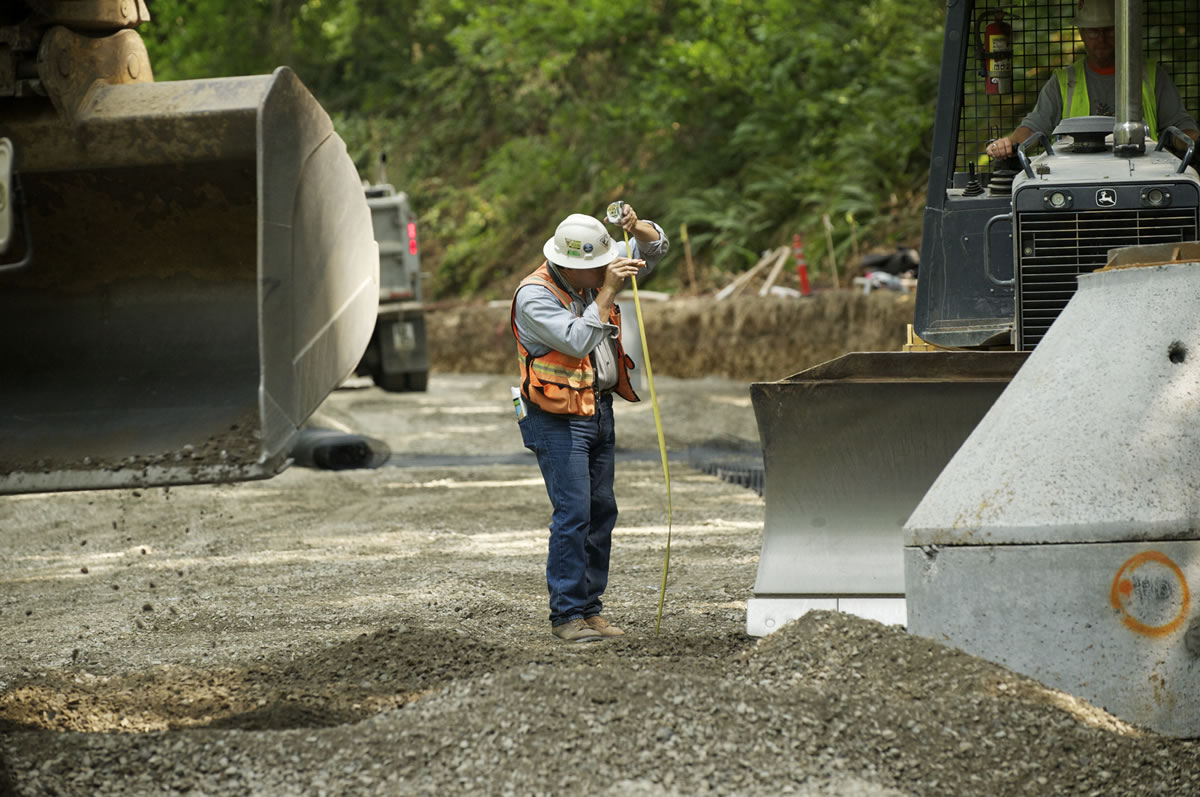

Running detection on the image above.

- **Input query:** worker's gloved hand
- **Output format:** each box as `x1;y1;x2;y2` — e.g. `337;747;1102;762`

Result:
986;137;1015;159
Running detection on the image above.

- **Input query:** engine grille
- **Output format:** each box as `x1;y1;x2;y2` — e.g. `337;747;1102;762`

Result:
1015;207;1199;349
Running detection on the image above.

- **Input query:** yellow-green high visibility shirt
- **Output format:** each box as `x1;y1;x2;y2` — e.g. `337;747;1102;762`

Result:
1056;59;1159;136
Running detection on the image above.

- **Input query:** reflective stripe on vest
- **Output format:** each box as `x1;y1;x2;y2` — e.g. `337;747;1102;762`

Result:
510;262;640;416
1057;58;1159;136
529;357;590;388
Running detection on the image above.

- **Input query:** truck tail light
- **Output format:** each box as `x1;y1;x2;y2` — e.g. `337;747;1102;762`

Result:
408;221;418;255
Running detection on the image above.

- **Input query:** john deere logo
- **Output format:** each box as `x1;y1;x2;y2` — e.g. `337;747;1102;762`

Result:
1097;189;1117;207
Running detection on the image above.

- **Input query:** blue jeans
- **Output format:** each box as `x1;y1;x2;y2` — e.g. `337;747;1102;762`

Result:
519;393;618;626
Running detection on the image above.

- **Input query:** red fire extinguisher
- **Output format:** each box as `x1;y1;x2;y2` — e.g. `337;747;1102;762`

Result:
984;11;1013;95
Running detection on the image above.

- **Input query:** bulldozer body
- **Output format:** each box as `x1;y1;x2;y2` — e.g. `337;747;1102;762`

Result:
1007;127;1199;348
748;0;1199;635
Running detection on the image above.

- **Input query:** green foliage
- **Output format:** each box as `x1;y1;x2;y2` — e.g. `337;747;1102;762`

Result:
142;0;946;298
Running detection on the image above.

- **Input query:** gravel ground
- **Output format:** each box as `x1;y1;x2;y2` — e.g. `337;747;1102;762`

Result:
1;373;1198;796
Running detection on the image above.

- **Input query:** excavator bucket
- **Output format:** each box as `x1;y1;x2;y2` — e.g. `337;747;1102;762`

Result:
746;351;1025;636
0;68;379;494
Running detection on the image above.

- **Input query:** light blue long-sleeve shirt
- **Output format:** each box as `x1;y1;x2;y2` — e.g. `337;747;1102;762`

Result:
514;222;669;369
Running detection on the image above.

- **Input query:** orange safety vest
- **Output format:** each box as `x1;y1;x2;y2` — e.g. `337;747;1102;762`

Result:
511;262;640;416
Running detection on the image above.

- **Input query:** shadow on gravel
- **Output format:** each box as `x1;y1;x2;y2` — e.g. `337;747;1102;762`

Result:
181;623;525;732
201;701;361;731
0;620;759;735
0;622;520;734
0;749;14;797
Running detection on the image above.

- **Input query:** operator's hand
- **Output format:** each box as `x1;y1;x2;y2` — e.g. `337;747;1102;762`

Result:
603;256;645;293
987;137;1015;159
615;203;639;234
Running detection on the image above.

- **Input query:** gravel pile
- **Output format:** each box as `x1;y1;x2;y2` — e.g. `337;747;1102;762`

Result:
4;612;1197;795
2;375;1197;795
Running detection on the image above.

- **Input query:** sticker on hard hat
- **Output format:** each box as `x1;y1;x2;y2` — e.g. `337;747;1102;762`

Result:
565;239;581;249
568;249;581;257
599;234;609;246
583;243;594;253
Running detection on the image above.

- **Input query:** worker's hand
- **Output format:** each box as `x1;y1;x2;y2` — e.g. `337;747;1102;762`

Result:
986;137;1015;159
602;257;644;293
610;201;661;243
615;203;639;234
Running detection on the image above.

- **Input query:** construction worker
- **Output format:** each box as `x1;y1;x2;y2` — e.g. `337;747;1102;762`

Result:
511;205;668;642
986;0;1199;160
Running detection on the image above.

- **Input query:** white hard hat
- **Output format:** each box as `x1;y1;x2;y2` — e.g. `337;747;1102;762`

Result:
542;213;619;269
1074;0;1114;28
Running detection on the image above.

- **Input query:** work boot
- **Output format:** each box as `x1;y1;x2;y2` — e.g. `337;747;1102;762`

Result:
583;616;625;637
551;618;603;643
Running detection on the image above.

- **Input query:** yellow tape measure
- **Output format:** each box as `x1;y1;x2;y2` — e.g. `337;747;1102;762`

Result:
631;268;673;636
608;201;673;635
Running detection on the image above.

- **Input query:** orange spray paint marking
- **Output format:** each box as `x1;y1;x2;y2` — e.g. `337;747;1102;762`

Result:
1109;551;1190;637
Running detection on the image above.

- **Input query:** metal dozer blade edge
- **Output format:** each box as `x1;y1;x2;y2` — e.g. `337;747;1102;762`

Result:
747;351;1025;636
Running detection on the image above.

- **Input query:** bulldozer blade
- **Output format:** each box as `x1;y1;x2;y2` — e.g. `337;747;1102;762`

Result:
747;351;1026;636
0;68;379;494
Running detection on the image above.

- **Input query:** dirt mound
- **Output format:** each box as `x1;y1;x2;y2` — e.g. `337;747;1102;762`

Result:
429;292;916;381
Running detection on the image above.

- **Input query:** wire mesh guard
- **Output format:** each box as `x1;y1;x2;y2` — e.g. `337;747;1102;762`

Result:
958;0;1199;176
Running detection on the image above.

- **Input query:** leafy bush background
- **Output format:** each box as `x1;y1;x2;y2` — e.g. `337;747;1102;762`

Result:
144;0;945;299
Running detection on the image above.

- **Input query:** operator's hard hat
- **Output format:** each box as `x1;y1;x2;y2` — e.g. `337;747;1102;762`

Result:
542;213;619;269
1074;0;1114;28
